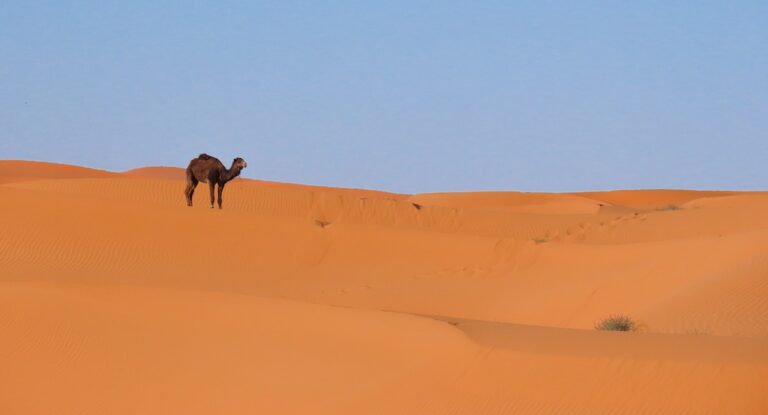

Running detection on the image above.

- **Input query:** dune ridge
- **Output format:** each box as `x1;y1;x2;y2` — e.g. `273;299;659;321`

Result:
1;160;767;414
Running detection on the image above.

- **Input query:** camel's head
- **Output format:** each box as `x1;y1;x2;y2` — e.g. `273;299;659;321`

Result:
233;157;247;170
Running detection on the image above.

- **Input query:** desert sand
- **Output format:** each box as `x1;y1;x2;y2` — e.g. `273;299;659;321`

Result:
1;160;767;414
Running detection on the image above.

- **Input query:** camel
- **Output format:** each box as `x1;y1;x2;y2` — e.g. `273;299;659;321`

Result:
185;153;247;209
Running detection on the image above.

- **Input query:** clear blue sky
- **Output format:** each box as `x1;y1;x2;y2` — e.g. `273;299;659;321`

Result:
2;1;766;193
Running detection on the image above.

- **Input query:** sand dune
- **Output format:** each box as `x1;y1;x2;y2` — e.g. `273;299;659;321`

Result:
0;160;115;183
409;192;603;215
574;189;737;209
124;166;186;180
1;160;767;414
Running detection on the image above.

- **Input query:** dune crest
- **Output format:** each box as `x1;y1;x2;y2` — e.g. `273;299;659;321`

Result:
123;166;186;180
0;160;115;183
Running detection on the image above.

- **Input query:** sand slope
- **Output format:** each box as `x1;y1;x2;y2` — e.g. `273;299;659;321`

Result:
1;160;767;414
123;166;186;180
0;160;115;183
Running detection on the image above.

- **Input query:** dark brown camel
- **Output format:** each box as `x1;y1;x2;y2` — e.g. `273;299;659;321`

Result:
185;153;247;209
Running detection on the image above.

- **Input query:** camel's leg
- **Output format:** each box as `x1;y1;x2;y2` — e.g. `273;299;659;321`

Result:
184;183;192;206
184;174;198;206
209;182;216;208
188;181;198;205
217;183;225;209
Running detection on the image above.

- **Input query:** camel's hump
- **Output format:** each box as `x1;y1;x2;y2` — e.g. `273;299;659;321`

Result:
198;153;212;160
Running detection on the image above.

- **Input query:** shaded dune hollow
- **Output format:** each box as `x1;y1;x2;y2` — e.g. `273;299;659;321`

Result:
1;160;767;415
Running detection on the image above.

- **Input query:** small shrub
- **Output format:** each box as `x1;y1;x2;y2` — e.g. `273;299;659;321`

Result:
656;204;682;211
595;315;638;332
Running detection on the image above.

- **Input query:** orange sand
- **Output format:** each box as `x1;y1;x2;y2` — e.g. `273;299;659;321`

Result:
1;161;767;414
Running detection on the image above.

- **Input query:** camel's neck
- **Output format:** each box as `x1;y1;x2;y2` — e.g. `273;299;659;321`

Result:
222;165;242;182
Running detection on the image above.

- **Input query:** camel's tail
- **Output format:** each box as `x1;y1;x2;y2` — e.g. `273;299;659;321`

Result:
198;153;212;160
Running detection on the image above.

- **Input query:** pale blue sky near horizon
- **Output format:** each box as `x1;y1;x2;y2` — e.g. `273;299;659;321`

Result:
1;1;766;193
